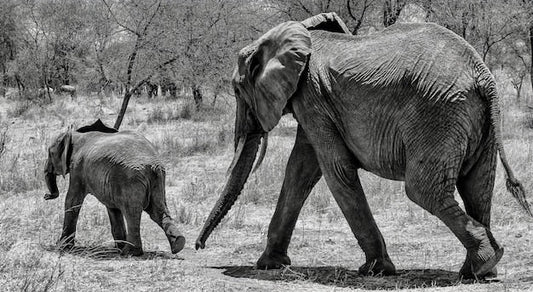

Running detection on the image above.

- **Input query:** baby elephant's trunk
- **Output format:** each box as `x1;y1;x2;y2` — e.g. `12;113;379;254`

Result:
44;160;59;200
150;167;185;253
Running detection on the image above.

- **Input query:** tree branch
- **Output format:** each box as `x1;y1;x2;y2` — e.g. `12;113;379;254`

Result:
101;0;138;36
114;56;179;129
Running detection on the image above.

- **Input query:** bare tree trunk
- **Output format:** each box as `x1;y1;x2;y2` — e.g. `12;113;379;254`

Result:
512;77;524;104
42;66;52;102
383;0;406;27
1;65;6;97
14;73;24;95
529;24;533;95
346;0;370;35
212;93;217;107
114;90;133;130
192;84;203;110
114;32;141;129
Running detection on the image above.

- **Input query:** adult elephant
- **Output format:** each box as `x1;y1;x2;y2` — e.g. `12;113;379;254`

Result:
196;13;532;279
44;119;185;255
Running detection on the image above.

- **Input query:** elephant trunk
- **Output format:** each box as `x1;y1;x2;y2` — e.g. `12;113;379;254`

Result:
195;133;261;249
44;160;59;200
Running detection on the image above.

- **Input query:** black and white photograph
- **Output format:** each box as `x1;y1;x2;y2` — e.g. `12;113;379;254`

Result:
0;0;532;291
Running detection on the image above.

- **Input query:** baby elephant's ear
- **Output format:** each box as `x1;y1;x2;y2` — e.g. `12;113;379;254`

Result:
245;21;311;132
60;127;73;176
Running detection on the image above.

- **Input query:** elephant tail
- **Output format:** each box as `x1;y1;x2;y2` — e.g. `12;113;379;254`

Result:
147;166;169;212
478;67;533;217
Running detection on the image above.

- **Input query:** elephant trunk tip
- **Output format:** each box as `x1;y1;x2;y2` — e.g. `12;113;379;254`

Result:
44;192;59;200
195;239;205;250
44;171;60;200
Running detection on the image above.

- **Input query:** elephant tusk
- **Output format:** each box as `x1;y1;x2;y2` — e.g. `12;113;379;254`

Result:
226;135;247;177
251;133;268;174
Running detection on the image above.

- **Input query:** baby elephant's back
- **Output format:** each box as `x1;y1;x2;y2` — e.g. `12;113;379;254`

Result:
80;131;164;206
83;131;164;173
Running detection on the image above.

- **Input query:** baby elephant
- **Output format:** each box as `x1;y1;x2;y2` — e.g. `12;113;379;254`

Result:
44;119;185;255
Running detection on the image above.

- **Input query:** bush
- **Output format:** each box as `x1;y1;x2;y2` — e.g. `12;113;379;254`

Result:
7;101;32;118
147;102;195;123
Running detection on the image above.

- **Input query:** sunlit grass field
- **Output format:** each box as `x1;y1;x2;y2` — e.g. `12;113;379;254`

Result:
0;78;532;291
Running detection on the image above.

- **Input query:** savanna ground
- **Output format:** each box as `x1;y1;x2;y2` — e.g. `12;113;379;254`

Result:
0;77;532;291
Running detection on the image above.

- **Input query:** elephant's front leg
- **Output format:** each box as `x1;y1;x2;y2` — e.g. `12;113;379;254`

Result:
59;180;87;250
257;126;322;269
312;129;395;276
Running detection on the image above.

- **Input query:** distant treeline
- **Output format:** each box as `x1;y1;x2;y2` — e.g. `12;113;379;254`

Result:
0;0;531;104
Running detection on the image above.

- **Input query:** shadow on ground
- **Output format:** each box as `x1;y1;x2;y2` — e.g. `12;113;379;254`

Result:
41;244;182;261
215;266;495;290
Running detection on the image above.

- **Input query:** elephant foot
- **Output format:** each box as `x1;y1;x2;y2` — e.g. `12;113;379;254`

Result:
358;258;396;276
256;250;291;269
121;245;144;256
170;235;186;254
459;247;503;280
163;220;186;254
114;241;126;250
44;192;59;200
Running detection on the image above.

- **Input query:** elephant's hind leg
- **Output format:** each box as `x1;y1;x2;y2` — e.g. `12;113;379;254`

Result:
257;125;322;269
405;150;502;280
122;206;143;256
146;206;185;254
107;207;127;250
456;141;501;279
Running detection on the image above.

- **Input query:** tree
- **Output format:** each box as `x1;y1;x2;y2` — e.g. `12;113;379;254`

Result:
523;0;533;98
417;0;528;64
170;0;266;109
267;0;380;34
101;0;181;129
383;0;406;27
0;1;19;97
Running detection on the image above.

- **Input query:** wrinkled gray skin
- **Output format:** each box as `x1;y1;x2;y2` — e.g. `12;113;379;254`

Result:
44;120;185;256
196;13;532;279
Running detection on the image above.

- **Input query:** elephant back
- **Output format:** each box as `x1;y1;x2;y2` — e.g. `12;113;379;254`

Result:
315;22;483;104
77;131;165;173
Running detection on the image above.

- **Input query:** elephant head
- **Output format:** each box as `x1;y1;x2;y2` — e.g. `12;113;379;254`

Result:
44;119;117;200
196;14;349;249
44;127;72;200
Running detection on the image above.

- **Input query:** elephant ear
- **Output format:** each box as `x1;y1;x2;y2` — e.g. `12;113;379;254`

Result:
237;21;311;132
301;12;351;35
50;126;73;176
60;127;73;176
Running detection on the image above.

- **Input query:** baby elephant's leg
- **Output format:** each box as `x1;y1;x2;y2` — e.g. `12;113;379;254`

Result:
147;171;185;254
147;206;185;254
122;207;143;256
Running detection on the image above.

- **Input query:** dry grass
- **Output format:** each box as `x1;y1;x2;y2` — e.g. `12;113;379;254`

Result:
0;84;532;291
